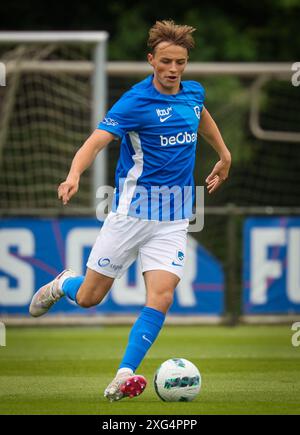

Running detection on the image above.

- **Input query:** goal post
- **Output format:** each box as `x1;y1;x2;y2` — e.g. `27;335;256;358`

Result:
0;31;108;212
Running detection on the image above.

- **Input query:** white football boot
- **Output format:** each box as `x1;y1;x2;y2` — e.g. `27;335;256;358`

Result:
29;269;77;317
104;369;147;402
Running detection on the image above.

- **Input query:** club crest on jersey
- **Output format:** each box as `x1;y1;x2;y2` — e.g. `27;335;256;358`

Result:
194;106;201;119
156;107;173;122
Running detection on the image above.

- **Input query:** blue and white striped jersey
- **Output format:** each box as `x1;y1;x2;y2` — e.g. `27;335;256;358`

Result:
98;75;205;221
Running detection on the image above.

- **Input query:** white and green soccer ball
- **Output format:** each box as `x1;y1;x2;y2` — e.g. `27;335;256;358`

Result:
154;358;201;402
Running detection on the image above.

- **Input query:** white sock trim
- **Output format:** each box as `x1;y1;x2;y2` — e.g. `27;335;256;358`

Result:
58;274;70;290
117;368;134;376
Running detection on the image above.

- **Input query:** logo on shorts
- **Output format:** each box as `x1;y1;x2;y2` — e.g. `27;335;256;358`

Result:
171;261;183;267
98;257;110;267
110;263;123;272
177;251;184;262
98;257;123;271
171;251;185;267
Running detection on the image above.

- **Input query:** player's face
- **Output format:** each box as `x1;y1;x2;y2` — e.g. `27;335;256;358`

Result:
148;42;188;94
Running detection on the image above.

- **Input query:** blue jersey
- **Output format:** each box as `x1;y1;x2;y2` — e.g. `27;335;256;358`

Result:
98;75;205;221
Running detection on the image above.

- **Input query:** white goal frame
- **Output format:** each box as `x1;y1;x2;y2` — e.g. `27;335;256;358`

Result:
106;61;297;142
0;31;109;208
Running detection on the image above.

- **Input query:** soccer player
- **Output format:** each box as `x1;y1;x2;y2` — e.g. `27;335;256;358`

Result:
29;20;231;401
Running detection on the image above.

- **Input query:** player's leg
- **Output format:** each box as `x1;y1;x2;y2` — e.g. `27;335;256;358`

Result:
29;268;77;317
119;270;179;371
104;220;188;400
63;268;114;307
144;269;179;313
117;270;178;371
29;211;135;317
29;267;114;317
104;270;179;401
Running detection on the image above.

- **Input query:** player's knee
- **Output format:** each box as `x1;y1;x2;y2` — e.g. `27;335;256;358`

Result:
76;290;99;308
76;295;94;308
161;290;174;310
150;288;174;311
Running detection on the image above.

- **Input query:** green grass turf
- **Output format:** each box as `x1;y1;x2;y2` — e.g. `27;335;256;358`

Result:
0;325;300;415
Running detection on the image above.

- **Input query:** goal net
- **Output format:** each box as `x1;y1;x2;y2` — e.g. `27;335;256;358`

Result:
0;32;108;214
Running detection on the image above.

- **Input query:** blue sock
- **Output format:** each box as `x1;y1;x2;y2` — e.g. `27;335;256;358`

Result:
119;306;165;372
62;276;84;303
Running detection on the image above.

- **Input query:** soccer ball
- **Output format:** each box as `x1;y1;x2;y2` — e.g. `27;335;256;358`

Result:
154;358;201;402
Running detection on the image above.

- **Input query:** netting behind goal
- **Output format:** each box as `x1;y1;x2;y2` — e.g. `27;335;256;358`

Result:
106;70;300;208
0;35;107;213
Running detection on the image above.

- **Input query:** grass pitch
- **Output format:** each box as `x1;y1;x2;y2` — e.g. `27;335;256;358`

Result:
0;325;299;415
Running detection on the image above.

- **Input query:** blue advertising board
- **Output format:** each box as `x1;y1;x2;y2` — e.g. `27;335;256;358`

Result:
0;218;224;316
244;217;300;314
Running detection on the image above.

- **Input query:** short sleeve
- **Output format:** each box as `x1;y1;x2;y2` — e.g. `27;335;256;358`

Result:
97;91;140;139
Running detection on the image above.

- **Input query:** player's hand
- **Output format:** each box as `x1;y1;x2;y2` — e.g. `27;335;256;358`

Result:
206;158;231;194
58;175;80;205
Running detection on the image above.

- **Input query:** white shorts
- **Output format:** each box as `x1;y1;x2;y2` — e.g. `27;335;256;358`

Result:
87;212;189;280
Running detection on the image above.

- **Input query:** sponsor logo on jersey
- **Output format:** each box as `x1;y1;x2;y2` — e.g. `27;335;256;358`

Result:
102;117;119;126
160;131;197;146
160;114;172;123
156;107;173;122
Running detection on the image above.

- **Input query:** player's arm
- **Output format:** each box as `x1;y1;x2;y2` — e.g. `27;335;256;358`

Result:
198;107;231;194
58;129;114;205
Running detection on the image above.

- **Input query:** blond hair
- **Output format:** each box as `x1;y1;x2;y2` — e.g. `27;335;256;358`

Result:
147;20;196;53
